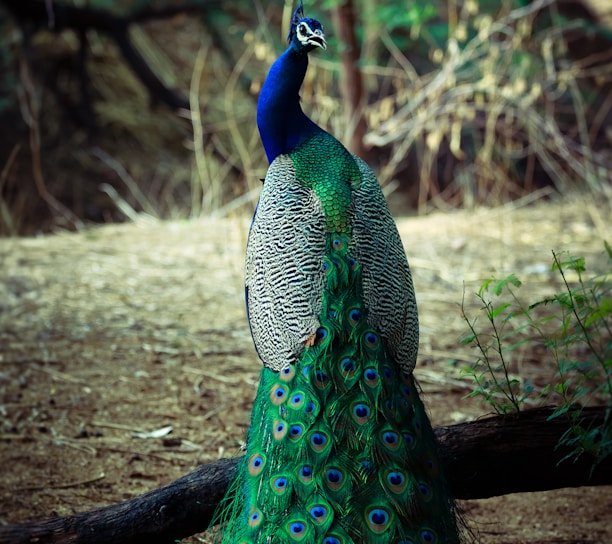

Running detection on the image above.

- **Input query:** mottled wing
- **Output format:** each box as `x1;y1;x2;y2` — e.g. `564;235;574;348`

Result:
245;154;327;371
350;155;419;373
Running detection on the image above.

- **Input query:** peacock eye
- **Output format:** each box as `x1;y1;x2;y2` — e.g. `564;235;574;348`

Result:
297;22;307;36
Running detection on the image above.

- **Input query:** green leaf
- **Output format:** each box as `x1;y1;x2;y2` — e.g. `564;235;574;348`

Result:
460;333;477;345
492;274;522;296
554;381;569;395
478;278;495;297
547;404;571;420
553;254;586;274
585;297;612;327
490;302;512;318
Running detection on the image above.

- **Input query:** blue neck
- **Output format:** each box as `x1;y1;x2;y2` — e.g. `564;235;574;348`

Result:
257;47;323;163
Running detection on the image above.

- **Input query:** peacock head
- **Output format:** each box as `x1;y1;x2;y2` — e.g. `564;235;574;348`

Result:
287;3;327;52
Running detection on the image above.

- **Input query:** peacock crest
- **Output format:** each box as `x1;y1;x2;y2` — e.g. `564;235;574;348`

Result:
287;5;326;51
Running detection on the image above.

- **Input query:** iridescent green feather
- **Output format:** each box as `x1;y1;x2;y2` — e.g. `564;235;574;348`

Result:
216;218;461;543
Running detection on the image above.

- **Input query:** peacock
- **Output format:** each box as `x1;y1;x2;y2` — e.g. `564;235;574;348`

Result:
216;4;462;543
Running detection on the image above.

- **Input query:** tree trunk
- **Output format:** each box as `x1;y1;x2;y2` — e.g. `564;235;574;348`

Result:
0;406;609;544
332;0;368;158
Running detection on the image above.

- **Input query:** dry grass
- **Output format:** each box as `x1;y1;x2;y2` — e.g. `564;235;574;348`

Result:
357;0;612;208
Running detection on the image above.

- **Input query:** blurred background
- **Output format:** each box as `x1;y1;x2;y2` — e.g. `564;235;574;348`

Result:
1;3;611;539
0;0;611;236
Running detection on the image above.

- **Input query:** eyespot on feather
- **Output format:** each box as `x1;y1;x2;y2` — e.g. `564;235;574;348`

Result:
338;357;357;377
283;518;310;541
314;368;330;390
309;503;330;525
315;326;330;344
308;430;330;453
350;401;372;425
273;420;288;440
247;453;266;477
289;423;305;440
380;429;401;451
363;366;379;387
418;481;433;501
324;466;347;491
363;330;379;350
279;365;296;382
420;529;437;543
297;464;313;483
347;307;362;326
331;236;345;251
269;474;291;496
270;384;288;405
365;506;392;533
402;431;416;448
288;391;305;409
304;398;319;417
248;506;263;528
384;468;408;494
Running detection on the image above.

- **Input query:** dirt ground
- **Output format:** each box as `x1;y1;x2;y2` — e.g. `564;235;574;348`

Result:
1;196;610;543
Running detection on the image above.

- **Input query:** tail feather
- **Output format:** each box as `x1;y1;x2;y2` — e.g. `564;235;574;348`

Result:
215;237;461;543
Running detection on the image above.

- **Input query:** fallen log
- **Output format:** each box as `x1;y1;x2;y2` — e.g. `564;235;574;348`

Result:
1;406;610;544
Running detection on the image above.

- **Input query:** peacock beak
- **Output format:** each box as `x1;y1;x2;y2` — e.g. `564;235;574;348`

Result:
308;31;327;50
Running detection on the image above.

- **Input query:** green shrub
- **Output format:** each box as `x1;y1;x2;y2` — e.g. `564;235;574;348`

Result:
461;242;612;467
